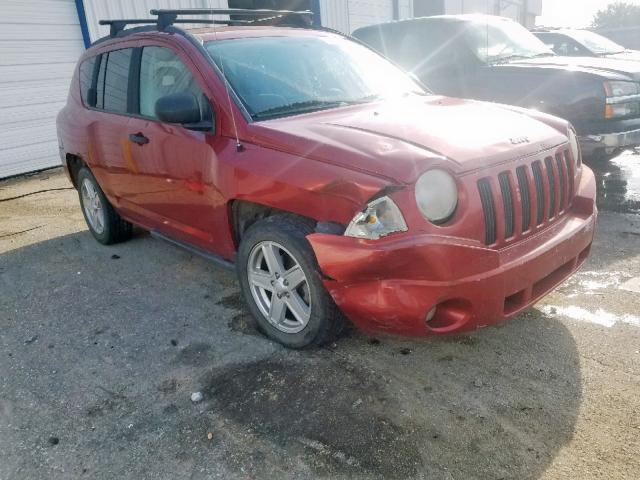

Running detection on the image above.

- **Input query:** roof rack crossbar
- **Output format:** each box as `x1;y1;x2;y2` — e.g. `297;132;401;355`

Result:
150;8;313;17
151;8;312;31
99;19;157;37
99;8;314;39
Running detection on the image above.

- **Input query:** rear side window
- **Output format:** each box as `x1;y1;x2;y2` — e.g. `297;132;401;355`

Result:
103;48;133;114
96;54;107;109
79;56;97;107
139;46;210;121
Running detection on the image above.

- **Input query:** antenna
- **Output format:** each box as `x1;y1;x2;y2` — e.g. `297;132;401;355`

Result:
486;0;490;66
207;3;243;153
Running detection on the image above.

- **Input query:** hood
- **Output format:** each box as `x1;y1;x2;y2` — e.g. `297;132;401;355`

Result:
509;55;640;81
607;50;640;62
248;96;568;184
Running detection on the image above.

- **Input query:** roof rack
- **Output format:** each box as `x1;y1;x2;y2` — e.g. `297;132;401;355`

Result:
99;8;314;38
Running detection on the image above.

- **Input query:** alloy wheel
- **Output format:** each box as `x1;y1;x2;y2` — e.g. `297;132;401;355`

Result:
247;240;311;334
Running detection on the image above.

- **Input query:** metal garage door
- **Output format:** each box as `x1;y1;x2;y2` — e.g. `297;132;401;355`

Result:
347;0;394;32
0;0;85;178
320;0;412;35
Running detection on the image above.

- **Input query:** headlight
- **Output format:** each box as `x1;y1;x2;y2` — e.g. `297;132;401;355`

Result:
415;169;458;224
344;196;407;240
604;81;640;119
568;127;581;167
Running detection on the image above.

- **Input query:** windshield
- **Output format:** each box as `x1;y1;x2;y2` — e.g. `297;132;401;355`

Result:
463;17;554;63
205;35;426;120
564;30;626;55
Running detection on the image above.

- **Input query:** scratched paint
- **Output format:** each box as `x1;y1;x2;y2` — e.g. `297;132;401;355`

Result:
541;305;640;328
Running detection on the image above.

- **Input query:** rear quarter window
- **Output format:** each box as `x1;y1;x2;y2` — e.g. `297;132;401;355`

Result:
79;56;97;107
103;48;133;114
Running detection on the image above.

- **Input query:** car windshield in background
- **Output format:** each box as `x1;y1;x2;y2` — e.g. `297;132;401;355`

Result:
464;18;554;64
565;30;626;55
205;36;426;120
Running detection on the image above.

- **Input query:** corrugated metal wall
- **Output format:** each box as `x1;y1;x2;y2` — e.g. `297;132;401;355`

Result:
0;0;85;178
320;0;412;34
82;0;229;43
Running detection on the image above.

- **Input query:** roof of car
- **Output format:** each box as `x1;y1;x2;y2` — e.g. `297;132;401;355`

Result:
188;25;337;42
89;24;338;50
352;14;512;34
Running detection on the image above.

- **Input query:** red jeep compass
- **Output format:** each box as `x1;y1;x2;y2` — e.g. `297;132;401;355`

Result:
56;9;597;348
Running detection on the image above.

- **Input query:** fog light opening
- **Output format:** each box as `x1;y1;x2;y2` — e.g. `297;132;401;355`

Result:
425;299;473;332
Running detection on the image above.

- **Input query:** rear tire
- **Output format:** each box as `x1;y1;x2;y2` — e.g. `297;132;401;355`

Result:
237;215;343;349
77;167;132;245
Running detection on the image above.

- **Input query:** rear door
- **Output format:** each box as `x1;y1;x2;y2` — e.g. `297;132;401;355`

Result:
86;48;138;210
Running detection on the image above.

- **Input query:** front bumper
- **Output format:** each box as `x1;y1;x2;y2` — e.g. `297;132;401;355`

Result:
579;127;640;156
307;169;597;337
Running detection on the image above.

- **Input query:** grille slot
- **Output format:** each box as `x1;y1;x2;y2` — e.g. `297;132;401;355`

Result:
564;150;574;202
498;172;515;238
544;157;557;218
555;154;566;211
478;178;497;245
516;166;531;232
531;162;545;225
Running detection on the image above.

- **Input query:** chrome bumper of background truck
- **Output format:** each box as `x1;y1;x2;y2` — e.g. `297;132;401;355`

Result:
579;128;640;155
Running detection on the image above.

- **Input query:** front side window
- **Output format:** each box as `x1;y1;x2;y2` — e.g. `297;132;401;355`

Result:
139;46;210;121
103;48;132;113
463;17;554;64
205;35;426;120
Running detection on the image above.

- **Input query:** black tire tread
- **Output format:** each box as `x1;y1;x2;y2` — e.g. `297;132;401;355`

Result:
77;167;133;245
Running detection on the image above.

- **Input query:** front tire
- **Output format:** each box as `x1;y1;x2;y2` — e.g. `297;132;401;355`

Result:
77;167;132;245
237;216;343;349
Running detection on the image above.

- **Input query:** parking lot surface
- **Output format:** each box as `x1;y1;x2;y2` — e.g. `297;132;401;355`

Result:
1;153;639;479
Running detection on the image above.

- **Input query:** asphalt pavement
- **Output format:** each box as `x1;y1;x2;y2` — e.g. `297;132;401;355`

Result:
0;152;638;479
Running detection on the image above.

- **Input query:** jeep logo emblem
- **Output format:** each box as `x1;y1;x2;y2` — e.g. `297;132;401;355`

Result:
510;136;530;145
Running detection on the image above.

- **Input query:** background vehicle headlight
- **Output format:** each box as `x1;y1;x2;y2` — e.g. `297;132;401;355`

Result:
344;196;407;240
604;81;640;119
568;127;581;167
415;169;458;224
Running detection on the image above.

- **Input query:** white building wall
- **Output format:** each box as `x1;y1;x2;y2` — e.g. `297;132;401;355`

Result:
443;0;541;25
320;0;413;34
0;0;85;178
320;0;350;34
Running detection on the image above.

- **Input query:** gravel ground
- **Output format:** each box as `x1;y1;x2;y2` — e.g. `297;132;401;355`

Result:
0;153;639;480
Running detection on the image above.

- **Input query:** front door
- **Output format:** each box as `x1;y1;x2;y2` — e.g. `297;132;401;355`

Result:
122;45;226;252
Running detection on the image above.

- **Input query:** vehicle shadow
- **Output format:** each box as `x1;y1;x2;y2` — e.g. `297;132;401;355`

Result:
202;310;581;480
0;231;581;480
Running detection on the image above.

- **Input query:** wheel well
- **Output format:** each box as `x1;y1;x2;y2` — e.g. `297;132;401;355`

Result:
230;201;310;245
65;154;86;189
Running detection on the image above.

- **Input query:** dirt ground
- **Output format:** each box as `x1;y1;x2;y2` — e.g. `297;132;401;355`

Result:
0;153;639;480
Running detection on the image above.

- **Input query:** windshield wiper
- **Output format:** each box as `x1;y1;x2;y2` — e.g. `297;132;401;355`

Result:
490;52;553;64
530;52;555;58
489;53;534;64
253;100;349;120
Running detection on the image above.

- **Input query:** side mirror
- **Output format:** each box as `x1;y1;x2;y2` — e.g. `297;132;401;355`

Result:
155;92;213;132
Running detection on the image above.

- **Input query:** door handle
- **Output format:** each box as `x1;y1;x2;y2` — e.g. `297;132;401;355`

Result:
128;132;149;145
